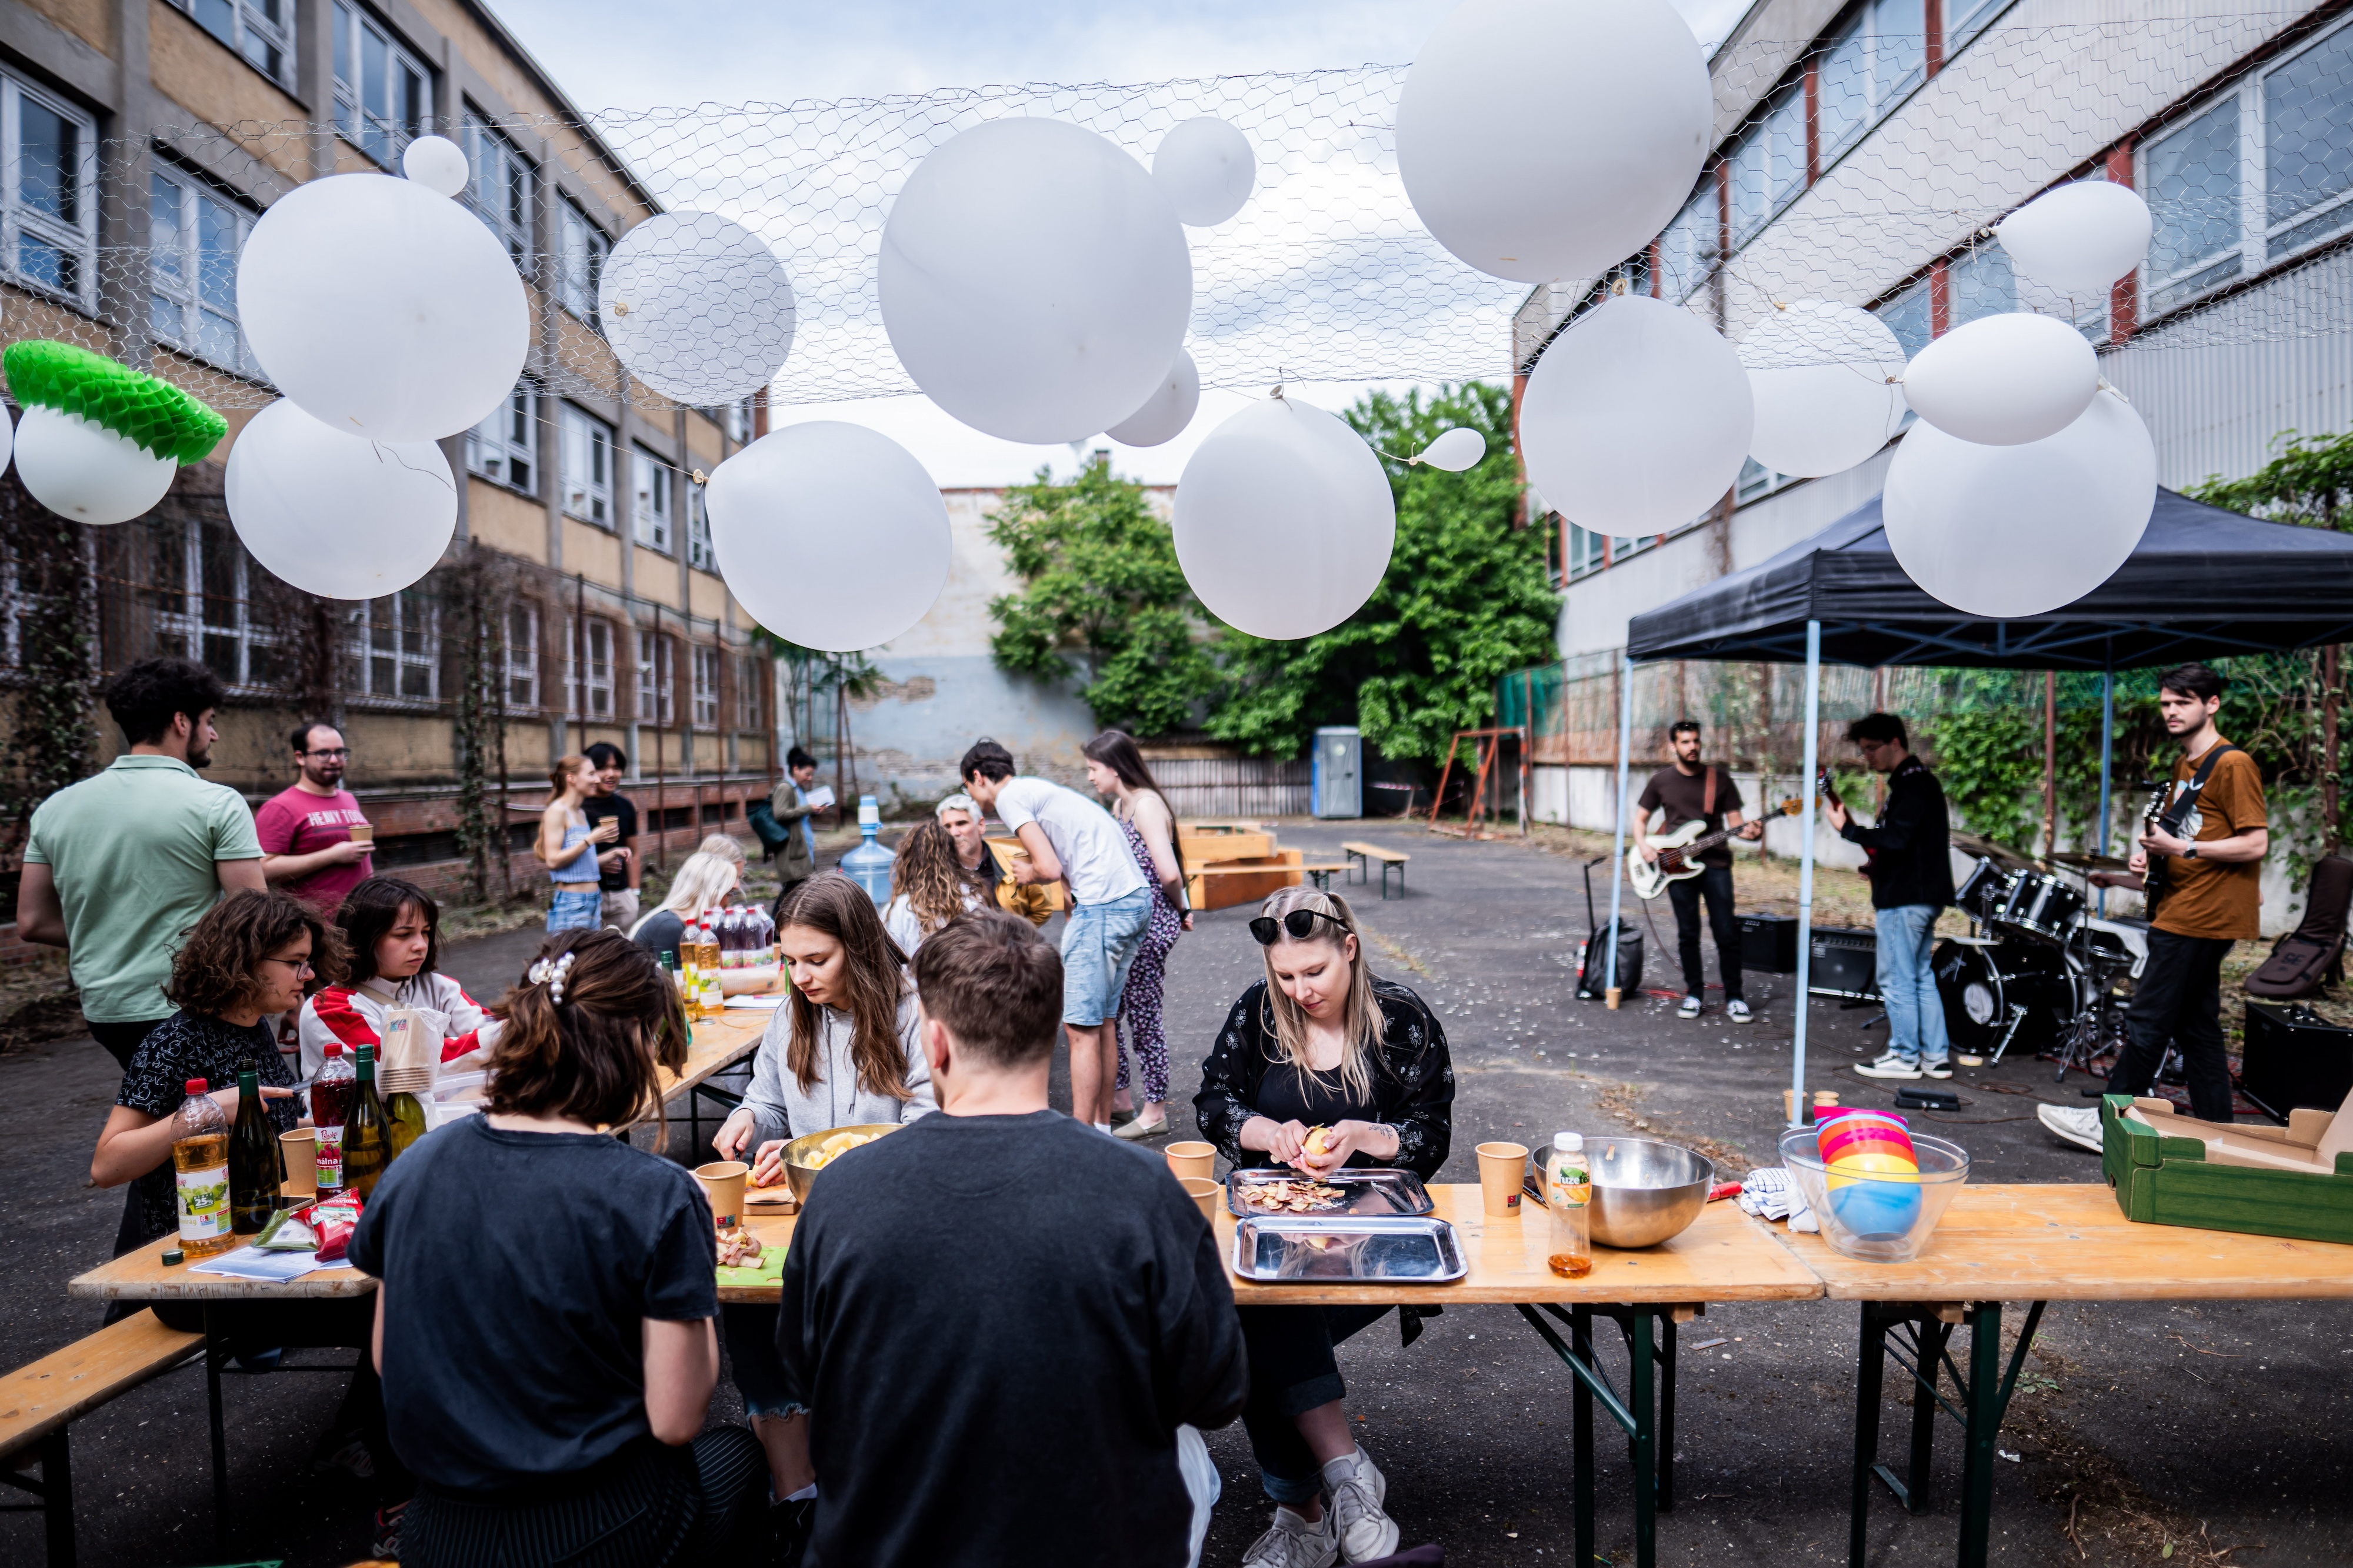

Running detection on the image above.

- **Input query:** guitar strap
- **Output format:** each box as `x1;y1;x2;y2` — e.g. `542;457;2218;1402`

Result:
2161;744;2238;836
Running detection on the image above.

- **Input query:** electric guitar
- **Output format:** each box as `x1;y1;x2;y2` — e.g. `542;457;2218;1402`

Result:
1628;797;1801;900
2138;778;2178;915
1817;770;1878;880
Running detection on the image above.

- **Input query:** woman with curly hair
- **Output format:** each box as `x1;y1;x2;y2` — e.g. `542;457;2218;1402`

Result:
881;817;986;953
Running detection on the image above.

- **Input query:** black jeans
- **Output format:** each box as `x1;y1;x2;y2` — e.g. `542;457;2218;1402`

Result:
2111;928;2236;1123
1237;1303;1394;1504
89;1016;166;1072
1665;862;1742;1002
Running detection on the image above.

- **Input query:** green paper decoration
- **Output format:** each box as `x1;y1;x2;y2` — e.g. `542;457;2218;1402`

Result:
2;341;228;464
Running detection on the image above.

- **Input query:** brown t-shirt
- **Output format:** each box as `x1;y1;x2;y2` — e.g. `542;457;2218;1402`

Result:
2151;740;2264;942
1638;765;1744;868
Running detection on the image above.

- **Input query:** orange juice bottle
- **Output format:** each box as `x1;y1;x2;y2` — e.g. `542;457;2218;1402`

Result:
171;1079;236;1259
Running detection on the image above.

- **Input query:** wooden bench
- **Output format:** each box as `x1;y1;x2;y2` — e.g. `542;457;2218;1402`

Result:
1189;861;1353;892
1341;841;1410;900
1;1309;204;1566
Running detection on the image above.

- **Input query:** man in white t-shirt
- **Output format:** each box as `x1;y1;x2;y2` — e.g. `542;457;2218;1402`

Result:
959;740;1151;1132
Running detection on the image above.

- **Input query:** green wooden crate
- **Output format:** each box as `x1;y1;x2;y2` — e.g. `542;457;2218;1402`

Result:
2099;1093;2353;1246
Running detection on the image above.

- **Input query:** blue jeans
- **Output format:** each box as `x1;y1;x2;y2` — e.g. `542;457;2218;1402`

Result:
1873;903;1950;1066
1060;888;1152;1026
547;886;602;933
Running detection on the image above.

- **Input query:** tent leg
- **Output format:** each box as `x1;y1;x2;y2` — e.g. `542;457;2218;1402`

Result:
2098;672;2114;918
1793;621;1821;1127
1605;653;1635;1008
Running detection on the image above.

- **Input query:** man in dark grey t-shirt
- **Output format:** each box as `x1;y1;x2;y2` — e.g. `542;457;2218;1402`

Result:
1633;720;1762;1023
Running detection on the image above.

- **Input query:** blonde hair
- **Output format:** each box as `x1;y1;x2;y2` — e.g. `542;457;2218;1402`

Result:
1257;885;1385;1103
696;833;748;870
657;850;741;920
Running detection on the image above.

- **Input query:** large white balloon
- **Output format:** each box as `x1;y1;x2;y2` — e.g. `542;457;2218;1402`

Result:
1174;398;1395;640
1997;182;2152;300
1520;295;1753;533
1397;0;1708;283
225;400;456;599
13;406;175;524
704;423;952;652
880;119;1193;444
238;173;529;442
1154;117;1255;226
1902;312;2098;447
1418;427;1487;471
601;212;796;406
1883;390;2155;618
401;135;469;198
1106;349;1201;448
1740;302;1909;478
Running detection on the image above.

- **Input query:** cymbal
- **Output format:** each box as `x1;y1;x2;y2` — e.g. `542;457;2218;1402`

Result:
1950;832;2036;870
2050;852;2132;871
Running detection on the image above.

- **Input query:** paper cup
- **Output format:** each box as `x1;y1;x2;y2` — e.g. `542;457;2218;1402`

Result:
346;823;374;846
1165;1141;1216;1181
1476;1141;1529;1217
693;1161;749;1230
279;1127;317;1197
1179;1176;1221;1219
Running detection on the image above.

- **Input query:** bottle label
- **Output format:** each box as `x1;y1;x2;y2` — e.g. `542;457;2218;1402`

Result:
316;1125;346;1190
176;1162;231;1242
1548;1159;1591;1209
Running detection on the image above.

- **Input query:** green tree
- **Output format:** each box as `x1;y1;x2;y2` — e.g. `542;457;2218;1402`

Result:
985;461;1216;736
1208;383;1559;761
2187;429;2353;528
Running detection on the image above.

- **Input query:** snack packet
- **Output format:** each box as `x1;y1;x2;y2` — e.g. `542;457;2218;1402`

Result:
254;1206;320;1252
309;1192;364;1263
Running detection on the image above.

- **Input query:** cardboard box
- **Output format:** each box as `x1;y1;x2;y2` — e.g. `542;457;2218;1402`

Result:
2099;1090;2353;1245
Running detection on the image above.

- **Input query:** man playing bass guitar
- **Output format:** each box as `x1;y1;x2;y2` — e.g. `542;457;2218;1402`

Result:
1634;720;1762;1022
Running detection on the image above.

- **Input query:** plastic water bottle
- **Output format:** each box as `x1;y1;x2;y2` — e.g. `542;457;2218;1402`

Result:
841;794;894;908
1545;1131;1592;1279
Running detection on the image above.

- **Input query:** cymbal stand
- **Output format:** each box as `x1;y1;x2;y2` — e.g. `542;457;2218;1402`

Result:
2048;943;2133;1085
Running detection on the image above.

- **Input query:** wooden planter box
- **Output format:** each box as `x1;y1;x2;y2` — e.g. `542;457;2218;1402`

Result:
2099;1091;2353;1246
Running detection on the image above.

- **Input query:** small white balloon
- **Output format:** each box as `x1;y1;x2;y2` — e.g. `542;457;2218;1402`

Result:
1519;295;1753;535
880;118;1194;445
1418;427;1487;471
1106;349;1201;448
0;402;14;473
238;173;528;443
401;135;470;198
1175;398;1395;640
13;406;175;524
1997;181;2153;300
601;212;796;406
1902;312;2098;448
1397;0;1709;283
1740;302;1909;478
705;422;952;653
1153;117;1255;227
226;400;456;599
1883;390;2155;618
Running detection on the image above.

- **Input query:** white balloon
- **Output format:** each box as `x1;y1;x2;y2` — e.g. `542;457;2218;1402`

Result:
601;212;796;406
1397;0;1708;283
225;399;456;599
705;423;951;653
1520;295;1753;534
401;135;469;198
1174;397;1395;640
1418;427;1487;471
1997;182;2153;299
0;402;14;473
1883;391;2155;618
1106;349;1201;447
1153;117;1255;227
1740;302;1909;478
880;118;1194;444
1902;312;2098;448
13;406;175;524
238;173;529;442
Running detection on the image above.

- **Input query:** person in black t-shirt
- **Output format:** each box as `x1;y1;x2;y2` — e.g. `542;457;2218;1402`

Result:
1633;720;1763;1022
349;929;767;1566
581;742;641;930
1194;886;1454;1567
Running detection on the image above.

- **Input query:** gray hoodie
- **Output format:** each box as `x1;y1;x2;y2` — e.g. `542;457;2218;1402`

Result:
744;989;935;1150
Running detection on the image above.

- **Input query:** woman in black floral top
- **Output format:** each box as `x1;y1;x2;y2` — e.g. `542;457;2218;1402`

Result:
1194;888;1453;1568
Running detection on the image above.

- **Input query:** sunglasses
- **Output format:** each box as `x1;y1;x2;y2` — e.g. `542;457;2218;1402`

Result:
1249;908;1351;945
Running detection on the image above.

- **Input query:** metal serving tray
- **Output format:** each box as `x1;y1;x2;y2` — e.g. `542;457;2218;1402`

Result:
1225;1167;1434;1218
1231;1215;1467;1285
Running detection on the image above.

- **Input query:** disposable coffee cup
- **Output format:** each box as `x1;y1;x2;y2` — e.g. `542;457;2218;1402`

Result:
1165;1141;1216;1181
347;823;374;846
1179;1176;1221;1219
694;1161;749;1230
1475;1141;1529;1217
280;1127;318;1198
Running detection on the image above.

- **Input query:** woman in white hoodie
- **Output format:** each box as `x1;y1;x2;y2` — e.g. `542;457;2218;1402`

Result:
299;877;502;1079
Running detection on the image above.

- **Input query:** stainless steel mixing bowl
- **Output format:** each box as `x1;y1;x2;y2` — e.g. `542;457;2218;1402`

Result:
1528;1136;1715;1249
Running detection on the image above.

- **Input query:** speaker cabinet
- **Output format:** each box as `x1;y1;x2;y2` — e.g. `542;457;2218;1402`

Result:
2240;1000;2353;1119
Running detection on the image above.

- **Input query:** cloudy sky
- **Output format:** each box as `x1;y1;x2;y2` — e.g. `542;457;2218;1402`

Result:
485;0;1753;485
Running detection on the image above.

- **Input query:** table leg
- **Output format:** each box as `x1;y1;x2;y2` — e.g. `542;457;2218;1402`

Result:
38;1430;72;1568
204;1306;228;1554
1657;1315;1678;1514
1904;1320;1949;1513
1574;1307;1596;1568
1956;1305;2002;1568
1849;1307;1887;1568
1630;1311;1656;1568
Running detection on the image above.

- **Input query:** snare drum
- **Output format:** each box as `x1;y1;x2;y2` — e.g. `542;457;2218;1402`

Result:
1992;868;2084;941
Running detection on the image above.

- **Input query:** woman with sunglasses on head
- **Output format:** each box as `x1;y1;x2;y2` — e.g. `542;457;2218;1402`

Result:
1195;886;1455;1568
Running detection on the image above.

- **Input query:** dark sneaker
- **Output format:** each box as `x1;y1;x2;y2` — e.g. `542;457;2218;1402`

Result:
372;1500;405;1559
1853;1053;1923;1080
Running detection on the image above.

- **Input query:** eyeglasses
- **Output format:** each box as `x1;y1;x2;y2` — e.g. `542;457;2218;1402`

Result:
1248;909;1351;945
259;955;316;975
302;748;351;760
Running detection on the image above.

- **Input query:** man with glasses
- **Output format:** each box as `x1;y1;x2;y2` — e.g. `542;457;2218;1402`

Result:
259;721;374;912
935;793;1052;928
1823;712;1956;1081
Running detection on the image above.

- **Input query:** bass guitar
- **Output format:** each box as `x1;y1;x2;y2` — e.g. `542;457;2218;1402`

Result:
1817;770;1878;880
1627;797;1801;900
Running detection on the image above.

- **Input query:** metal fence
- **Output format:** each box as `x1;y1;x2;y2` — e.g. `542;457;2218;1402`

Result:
1148;757;1314;819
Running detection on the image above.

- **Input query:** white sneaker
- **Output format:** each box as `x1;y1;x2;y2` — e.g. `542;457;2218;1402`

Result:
1853;1052;1922;1080
1322;1447;1401;1564
2038;1103;2104;1153
1919;1059;1952;1080
1726;999;1752;1023
1678;995;1702;1019
1242;1505;1338;1568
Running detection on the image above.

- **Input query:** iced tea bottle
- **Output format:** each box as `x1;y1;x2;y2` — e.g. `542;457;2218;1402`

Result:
1545;1131;1592;1279
171;1079;236;1259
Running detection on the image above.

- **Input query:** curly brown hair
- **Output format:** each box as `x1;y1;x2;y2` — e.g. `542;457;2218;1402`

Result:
166;889;349;1018
890;818;981;938
486;928;689;1127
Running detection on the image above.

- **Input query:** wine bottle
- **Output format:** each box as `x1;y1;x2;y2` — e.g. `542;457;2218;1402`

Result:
344;1044;392;1198
386;1086;428;1159
228;1059;281;1233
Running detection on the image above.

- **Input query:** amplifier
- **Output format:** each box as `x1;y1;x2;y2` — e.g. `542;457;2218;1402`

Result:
2240;1000;2353;1118
1738;912;1799;974
1808;926;1881;1001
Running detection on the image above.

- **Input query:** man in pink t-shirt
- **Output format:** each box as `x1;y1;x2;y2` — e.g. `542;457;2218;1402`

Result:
257;721;373;911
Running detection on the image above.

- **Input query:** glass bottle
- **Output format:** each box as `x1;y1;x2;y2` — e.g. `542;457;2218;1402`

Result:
386;1084;429;1159
310;1042;355;1193
1545;1130;1592;1280
343;1044;392;1198
228;1060;281;1233
171;1079;236;1259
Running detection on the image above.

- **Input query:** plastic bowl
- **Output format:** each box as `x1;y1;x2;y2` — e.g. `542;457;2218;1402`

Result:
1779;1127;1970;1263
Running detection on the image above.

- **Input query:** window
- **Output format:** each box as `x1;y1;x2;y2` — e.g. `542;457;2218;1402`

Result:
467;388;536;492
332;3;429;166
1735;457;1792;505
2263;21;2353;259
569;615;614;718
632;446;672;552
636;629;674;724
169;0;295;86
1655;185;1717;303
504;603;538;709
692;646;721;728
687;484;716;571
1947;245;2014;328
721;398;752;443
1816;0;1926;165
558;201;608;320
560;403;615;527
150;170;258;378
735;653;765;729
2146;97;2241;303
3;76;97;306
344;590;439;700
152;518;285;686
464;114;533;266
1730;88;1806;248
1874;275;1933;358
1944;0;2014;51
1557;519;1607;583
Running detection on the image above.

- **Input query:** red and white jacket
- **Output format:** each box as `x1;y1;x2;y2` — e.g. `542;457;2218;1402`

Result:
298;973;501;1080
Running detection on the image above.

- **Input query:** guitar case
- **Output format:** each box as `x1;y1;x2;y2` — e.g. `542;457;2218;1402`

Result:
2245;855;2353;1000
1575;856;1644;1000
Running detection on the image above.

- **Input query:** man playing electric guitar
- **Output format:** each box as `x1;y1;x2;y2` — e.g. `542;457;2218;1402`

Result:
1634;720;1762;1022
1822;712;1955;1081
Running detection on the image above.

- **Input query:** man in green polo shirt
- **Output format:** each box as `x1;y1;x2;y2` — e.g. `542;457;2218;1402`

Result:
16;658;265;1070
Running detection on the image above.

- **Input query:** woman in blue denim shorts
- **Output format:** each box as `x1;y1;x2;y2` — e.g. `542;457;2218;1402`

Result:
535;755;610;933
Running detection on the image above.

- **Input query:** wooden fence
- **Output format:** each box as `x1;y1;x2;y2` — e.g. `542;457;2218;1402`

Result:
1146;756;1314;818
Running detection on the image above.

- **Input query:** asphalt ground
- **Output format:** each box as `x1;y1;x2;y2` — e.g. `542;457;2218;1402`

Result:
4;823;2348;1565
